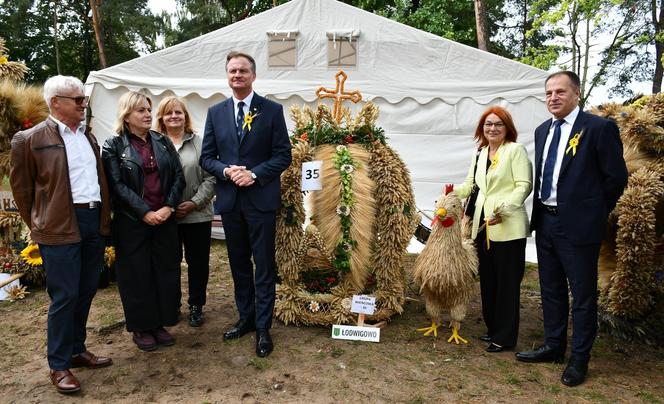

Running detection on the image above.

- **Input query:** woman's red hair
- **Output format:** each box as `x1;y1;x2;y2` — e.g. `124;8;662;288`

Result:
473;106;518;147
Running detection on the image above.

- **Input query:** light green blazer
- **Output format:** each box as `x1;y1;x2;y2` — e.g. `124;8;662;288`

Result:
456;141;533;241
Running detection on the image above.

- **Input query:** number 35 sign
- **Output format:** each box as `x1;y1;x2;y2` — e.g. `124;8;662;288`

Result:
301;161;323;191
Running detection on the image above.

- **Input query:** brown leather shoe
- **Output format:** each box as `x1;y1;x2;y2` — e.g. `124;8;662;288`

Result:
71;350;113;369
50;369;81;394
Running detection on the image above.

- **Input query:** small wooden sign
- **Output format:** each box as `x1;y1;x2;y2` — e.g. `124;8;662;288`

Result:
351;294;375;315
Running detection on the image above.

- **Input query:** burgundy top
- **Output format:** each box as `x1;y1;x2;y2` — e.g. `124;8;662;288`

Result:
129;134;164;210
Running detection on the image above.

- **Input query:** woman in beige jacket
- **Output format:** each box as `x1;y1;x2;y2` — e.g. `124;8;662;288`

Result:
456;106;533;352
156;96;215;327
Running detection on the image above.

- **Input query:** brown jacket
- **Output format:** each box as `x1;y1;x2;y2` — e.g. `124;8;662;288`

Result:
10;117;111;245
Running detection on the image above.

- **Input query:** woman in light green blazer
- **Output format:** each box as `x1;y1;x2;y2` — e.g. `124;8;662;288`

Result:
456;106;533;352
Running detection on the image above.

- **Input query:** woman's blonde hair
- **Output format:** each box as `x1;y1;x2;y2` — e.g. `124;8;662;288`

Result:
154;96;193;134
114;91;152;135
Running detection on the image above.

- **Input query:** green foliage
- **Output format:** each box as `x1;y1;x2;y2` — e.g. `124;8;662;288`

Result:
0;0;161;83
332;145;356;275
163;0;279;46
524;0;657;101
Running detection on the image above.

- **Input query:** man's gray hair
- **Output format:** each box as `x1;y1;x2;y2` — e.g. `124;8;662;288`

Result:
43;75;85;108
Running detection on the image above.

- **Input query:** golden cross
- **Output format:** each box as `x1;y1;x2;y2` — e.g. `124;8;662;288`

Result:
316;70;362;124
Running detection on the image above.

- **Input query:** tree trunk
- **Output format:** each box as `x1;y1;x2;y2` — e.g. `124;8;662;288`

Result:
652;0;663;93
521;0;528;57
53;0;61;74
474;0;489;51
90;0;107;69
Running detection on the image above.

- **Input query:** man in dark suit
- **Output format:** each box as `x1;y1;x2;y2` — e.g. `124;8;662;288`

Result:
200;51;291;357
515;71;628;386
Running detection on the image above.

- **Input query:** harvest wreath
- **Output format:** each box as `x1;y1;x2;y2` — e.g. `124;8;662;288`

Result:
274;77;419;326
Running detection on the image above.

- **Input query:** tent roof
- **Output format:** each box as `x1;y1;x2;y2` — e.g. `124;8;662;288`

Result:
86;0;548;104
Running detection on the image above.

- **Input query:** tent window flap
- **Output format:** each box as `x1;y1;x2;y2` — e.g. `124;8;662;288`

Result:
327;30;360;67
267;31;299;68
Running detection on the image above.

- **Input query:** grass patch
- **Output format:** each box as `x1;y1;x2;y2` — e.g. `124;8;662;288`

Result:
579;390;609;403
330;346;344;358
636;390;661;403
247;357;271;370
506;374;522;385
223;338;241;346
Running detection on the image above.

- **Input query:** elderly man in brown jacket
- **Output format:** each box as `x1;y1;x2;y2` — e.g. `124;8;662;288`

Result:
10;75;113;394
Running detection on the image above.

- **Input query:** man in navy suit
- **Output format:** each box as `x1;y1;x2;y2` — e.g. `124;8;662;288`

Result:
515;71;627;386
200;51;291;357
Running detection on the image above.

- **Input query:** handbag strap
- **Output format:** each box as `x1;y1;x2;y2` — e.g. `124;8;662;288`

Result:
471;148;481;187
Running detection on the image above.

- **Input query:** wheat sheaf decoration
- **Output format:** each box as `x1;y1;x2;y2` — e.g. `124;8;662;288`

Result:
592;94;664;346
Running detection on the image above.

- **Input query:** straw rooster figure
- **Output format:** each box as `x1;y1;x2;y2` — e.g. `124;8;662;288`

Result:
413;184;478;344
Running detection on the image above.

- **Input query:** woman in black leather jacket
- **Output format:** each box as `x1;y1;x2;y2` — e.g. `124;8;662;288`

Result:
102;91;185;352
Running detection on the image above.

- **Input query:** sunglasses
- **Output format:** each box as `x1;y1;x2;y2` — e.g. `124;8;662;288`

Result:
55;95;90;105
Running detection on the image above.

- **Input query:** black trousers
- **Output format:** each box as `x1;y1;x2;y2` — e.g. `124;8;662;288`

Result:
39;207;104;370
536;212;600;363
222;192;277;330
114;214;180;332
177;221;212;307
476;231;526;348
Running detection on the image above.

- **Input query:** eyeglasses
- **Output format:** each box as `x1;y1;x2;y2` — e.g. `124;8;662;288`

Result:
484;121;505;129
55;95;89;105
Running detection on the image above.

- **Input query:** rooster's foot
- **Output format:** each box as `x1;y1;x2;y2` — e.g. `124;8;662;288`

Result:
416;321;440;337
447;326;468;344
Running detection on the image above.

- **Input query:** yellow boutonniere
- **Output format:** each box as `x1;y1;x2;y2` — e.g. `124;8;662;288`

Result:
489;153;499;169
242;110;259;132
565;130;584;156
0;56;8;65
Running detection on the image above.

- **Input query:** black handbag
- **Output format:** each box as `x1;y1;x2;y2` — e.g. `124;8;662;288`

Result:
463;149;481;217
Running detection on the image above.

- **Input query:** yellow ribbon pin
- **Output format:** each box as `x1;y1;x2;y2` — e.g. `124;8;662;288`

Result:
489;153;499;169
566;132;582;156
242;111;259;132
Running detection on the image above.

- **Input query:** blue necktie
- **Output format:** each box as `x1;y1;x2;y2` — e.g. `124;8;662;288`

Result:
236;101;245;140
540;119;565;201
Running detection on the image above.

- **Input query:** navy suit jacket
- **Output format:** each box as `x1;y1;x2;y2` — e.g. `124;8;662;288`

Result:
530;110;628;245
200;93;292;213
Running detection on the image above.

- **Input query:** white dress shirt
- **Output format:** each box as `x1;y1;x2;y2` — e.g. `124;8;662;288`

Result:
232;91;254;122
50;116;101;204
538;106;580;206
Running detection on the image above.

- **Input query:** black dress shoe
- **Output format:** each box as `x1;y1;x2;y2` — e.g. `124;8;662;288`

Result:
561;359;588;387
189;305;204;327
486;343;504;353
478;334;492;342
223;318;256;341
255;329;273;357
516;344;565;363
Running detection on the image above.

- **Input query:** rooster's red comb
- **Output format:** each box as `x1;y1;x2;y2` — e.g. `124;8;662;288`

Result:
444;184;454;195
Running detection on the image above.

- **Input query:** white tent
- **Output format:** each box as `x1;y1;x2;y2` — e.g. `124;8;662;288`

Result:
85;0;549;257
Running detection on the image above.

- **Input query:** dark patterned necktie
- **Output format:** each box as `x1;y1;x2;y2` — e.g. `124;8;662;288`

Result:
540;119;565;201
236;101;245;139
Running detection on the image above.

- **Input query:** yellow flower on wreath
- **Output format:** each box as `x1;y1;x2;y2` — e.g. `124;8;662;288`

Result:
20;244;43;266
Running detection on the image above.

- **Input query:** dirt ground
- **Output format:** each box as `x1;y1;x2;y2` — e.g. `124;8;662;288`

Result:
1;240;663;403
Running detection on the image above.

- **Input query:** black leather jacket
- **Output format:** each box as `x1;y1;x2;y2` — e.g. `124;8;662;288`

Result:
102;129;185;221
